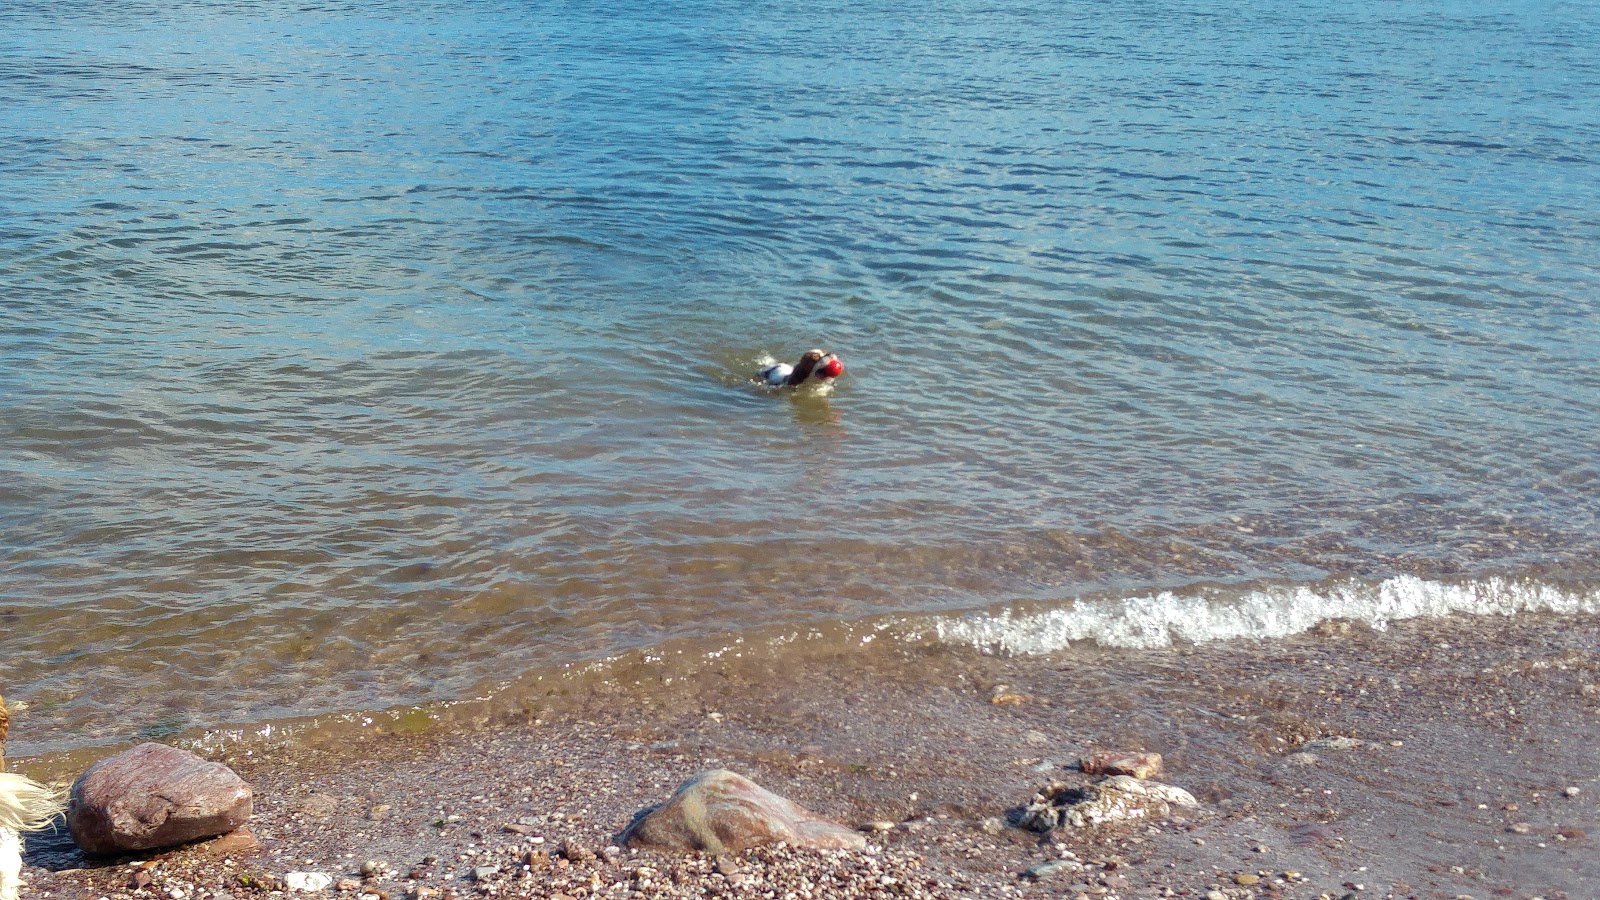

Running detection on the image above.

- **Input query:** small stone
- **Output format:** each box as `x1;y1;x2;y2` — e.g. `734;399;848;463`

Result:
862;820;896;832
1285;752;1319;767
521;849;549;869
1565;786;1581;797
407;888;437;900
1080;751;1163;780
203;828;262;857
979;817;1006;836
470;866;499;882
366;805;391;821
714;857;740;877
559;840;595;862
1022;860;1077;880
1234;872;1261;885
1024;730;1050;746
1303;736;1362;752
502;823;537;835
1206;891;1226;900
989;685;1028;706
359;861;385;877
335;878;362;892
1507;822;1532;834
284;872;334;892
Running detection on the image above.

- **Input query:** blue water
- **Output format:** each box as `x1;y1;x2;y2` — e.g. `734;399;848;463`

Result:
3;0;1599;752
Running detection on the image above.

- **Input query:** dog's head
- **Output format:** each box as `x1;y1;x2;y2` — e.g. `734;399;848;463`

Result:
791;349;844;386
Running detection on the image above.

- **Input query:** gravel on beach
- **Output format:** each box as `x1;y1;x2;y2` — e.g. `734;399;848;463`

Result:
17;612;1600;900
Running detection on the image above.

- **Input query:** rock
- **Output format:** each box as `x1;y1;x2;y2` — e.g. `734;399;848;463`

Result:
68;742;254;855
470;866;499;882
979;816;1006;836
618;769;866;853
558;839;595;862
1021;860;1078;880
1080;751;1163;780
1234;872;1261;885
359;861;385;877
284;872;333;892
1206;891;1226;900
1284;752;1319;767
1303;736;1363;752
989;685;1028;706
1016;776;1198;831
201;828;262;857
1023;730;1050;746
335;878;362;892
1565;786;1581;798
1507;822;1531;834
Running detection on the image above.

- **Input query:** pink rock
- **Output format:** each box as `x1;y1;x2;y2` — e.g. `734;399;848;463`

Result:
68;743;252;855
1079;750;1163;780
619;769;866;853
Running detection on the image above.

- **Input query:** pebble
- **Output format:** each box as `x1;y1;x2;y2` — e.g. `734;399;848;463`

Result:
1021;860;1077;881
1303;736;1362;752
1206;891;1226;900
1565;786;1580;797
979;817;1007;836
1234;872;1260;885
285;872;334;892
470;866;499;882
1507;823;1532;834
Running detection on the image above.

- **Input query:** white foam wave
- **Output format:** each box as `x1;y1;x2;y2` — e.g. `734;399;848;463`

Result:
929;576;1600;655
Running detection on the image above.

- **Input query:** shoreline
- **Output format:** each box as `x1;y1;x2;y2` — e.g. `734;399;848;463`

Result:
20;611;1600;899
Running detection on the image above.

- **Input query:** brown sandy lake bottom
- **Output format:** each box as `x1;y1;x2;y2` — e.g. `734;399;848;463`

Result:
15;609;1600;899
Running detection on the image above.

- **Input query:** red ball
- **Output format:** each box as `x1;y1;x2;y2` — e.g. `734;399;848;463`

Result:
821;358;844;378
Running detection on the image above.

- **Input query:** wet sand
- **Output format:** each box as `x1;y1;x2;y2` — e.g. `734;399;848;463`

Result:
18;611;1600;899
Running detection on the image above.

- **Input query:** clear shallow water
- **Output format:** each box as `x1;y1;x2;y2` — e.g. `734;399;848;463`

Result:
3;0;1599;753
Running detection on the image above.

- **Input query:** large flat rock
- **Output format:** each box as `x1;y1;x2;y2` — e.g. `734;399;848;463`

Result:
68;742;252;855
620;769;866;853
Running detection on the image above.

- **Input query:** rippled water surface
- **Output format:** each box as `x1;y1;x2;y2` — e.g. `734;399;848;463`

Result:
4;0;1599;752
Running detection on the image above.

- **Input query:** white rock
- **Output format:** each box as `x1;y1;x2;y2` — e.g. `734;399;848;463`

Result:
284;872;333;892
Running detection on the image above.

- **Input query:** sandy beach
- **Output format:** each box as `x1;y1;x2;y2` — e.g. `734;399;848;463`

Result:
14;610;1599;900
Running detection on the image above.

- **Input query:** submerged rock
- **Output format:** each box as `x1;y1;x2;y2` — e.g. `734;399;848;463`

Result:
619;769;866;853
1079;750;1163;780
68;742;253;855
1015;775;1198;831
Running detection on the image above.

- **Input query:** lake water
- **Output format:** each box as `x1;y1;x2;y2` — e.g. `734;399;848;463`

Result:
3;0;1599;754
